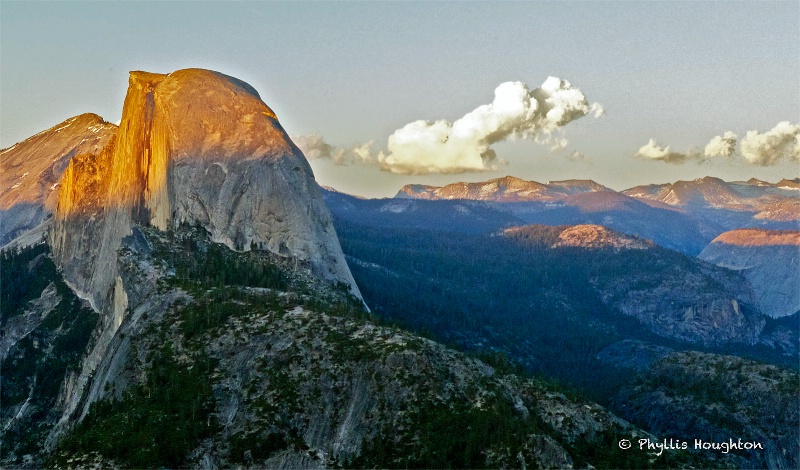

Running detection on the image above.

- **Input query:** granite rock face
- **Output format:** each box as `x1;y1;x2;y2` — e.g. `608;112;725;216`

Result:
50;68;360;315
699;229;800;318
42;69;361;438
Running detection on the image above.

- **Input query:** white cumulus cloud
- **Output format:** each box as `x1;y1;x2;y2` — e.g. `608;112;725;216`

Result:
740;121;800;166
374;77;600;174
295;77;601;174
703;131;738;158
635;139;696;164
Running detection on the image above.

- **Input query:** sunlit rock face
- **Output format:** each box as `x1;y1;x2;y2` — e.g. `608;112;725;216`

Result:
47;70;361;432
0;114;116;245
51;68;360;313
699;229;800;318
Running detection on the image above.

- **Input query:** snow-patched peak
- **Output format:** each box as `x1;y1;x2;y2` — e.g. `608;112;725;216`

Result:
547;179;610;193
623;176;800;221
395;184;441;199
394;175;606;202
0;113;117;245
1;114;116;210
777;178;800;189
746;178;772;187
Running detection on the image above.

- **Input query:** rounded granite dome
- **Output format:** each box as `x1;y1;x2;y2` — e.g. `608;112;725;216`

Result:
127;68;302;164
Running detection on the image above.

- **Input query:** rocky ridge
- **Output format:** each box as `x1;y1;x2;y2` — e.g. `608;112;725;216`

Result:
623;176;800;223
0;114;116;245
503;223;654;250
613;351;799;470
396;175;609;202
501;224;764;347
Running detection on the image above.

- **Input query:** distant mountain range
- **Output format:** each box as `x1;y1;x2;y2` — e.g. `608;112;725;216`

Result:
396;175;609;202
324;175;799;256
624;176;800;221
397;175;799;220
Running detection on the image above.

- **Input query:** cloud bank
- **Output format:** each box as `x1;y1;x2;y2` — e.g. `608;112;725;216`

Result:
636;122;799;166
294;77;601;174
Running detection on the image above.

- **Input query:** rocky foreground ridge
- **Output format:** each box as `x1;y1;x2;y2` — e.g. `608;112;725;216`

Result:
613;351;799;470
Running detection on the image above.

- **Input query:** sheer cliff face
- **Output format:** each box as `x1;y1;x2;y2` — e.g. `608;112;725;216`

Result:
48;69;361;433
158;70;347;282
699;229;800;318
51;68;360;312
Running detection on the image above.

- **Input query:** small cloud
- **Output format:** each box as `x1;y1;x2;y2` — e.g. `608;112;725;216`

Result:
292;133;346;164
568;150;588;161
634;139;695;164
703;131;738;158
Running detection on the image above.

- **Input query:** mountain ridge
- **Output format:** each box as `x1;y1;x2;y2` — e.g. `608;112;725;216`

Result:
0;113;116;245
395;175;610;202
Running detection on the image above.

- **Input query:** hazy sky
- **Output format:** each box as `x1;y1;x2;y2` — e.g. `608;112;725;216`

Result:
2;1;798;197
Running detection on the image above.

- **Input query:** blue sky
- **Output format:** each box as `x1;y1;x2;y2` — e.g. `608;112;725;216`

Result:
1;1;798;197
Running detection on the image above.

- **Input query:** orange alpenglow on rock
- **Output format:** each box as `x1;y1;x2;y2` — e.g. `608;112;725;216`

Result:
709;228;800;247
49;68;360;314
0;113;116;245
699;228;800;318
